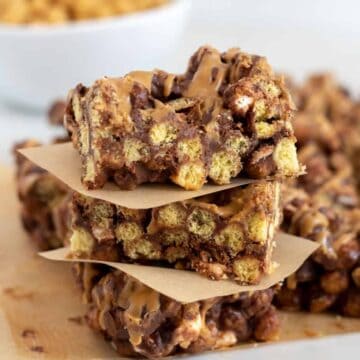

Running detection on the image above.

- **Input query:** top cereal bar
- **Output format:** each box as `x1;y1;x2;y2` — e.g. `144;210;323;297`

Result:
64;46;301;190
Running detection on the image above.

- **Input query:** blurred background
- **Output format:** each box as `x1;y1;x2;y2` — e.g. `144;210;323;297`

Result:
0;0;359;163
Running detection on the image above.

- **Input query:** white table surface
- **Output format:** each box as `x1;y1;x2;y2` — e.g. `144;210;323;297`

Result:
0;0;359;357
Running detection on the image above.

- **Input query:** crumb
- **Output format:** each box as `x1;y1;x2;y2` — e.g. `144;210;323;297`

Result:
21;329;36;338
3;287;34;300
334;316;346;330
68;316;84;325
334;322;346;330
30;346;44;353
304;329;322;337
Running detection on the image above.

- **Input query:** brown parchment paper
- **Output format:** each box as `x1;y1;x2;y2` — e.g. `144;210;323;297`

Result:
0;164;359;359
18;142;256;209
40;233;318;303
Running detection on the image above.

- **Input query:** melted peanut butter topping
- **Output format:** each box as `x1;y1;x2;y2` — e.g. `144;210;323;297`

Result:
296;209;329;237
150;99;176;120
112;77;133;114
127;71;154;91
188;182;278;219
107;77;135;130
117;277;160;346
96;282;114;330
107;75;176;131
183;49;228;98
163;73;176;97
93;273;160;347
128;70;176;98
199;298;218;337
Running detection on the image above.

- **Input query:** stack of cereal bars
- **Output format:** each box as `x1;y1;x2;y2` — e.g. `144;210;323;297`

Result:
16;46;337;358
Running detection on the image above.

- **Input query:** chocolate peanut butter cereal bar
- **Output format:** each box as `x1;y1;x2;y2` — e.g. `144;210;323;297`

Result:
69;181;281;284
15;140;71;250
292;74;360;189
14;102;70;249
64;46;301;190
278;159;360;316
73;263;279;358
277;77;360;317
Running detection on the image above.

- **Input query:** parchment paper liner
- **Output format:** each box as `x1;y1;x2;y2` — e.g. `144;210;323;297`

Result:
40;233;318;303
18;142;257;209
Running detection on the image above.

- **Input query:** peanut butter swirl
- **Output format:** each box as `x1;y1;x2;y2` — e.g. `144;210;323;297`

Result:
117;277;160;346
181;47;228;98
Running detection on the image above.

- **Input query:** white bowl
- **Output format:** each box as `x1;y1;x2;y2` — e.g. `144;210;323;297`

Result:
0;0;190;110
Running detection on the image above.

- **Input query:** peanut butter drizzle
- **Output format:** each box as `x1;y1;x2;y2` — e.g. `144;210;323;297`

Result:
128;70;176;98
127;71;154;91
183;49;228;98
198;299;218;338
163;73;176;97
225;48;251;83
222;47;241;61
93;49;231;141
117;277;160;347
204;97;222;141
187;193;247;218
181;48;228;136
189;183;278;222
139;98;176;125
82;264;96;301
108;77;134;130
216;200;247;218
96;282;114;331
297;210;329;236
108;76;175;130
151;99;176;120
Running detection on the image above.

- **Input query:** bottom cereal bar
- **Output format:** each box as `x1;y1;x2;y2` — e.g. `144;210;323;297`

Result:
69;181;281;284
73;263;279;358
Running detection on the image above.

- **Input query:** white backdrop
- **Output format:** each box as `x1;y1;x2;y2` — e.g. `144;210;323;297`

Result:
1;0;360;162
178;0;360;94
